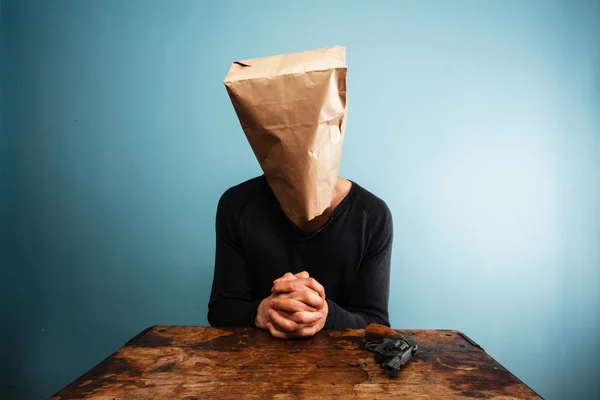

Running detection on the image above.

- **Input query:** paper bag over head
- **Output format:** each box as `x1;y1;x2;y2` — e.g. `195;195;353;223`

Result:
224;46;348;221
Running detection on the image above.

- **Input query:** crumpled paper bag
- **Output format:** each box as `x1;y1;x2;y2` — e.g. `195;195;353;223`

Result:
224;46;347;220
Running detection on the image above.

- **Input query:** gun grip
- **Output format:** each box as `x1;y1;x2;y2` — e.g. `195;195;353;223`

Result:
365;324;404;340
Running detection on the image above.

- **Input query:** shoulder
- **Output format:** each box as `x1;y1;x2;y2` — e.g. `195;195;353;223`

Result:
215;176;268;239
351;182;394;253
220;175;265;202
217;175;268;219
352;182;393;224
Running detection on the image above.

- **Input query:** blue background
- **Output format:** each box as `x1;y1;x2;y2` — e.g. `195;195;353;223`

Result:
1;1;599;399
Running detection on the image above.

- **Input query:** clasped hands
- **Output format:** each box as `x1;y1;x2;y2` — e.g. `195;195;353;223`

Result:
255;271;328;339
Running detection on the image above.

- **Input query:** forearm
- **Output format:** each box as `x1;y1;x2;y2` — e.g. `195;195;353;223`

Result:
207;297;263;327
209;194;260;327
325;204;393;330
324;299;390;330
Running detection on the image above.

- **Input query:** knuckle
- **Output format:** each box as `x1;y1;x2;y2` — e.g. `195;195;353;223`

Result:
294;301;306;312
284;321;296;331
274;315;290;329
312;299;322;309
309;292;320;305
275;293;286;301
301;292;311;304
295;328;307;337
297;294;309;305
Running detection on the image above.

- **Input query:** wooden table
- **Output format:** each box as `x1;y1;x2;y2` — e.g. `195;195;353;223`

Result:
51;326;542;399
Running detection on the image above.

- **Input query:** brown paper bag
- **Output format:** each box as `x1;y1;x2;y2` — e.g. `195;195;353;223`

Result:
224;46;348;220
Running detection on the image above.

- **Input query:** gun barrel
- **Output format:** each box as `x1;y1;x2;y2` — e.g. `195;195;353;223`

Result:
382;355;401;375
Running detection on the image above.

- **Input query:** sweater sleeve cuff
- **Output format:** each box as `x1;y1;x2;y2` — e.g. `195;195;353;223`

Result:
249;298;263;328
324;299;338;329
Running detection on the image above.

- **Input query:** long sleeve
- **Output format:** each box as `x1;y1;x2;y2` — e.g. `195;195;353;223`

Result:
207;192;261;327
324;204;393;329
207;177;393;331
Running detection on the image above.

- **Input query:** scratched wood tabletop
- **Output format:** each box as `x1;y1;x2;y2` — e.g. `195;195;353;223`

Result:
51;326;542;399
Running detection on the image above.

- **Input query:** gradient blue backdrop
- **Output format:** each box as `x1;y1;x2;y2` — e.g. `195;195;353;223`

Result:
2;1;599;399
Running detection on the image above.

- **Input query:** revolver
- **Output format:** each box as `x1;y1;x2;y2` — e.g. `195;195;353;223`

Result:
365;324;418;376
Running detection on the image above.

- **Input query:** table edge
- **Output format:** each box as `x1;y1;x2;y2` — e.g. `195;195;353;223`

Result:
50;326;545;400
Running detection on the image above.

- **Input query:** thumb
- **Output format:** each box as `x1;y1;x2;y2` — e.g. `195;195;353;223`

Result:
273;272;296;284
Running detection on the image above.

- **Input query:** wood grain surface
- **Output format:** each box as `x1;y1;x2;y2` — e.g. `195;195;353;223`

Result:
51;326;542;399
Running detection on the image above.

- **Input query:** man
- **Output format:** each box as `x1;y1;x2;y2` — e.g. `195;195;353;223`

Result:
207;47;393;339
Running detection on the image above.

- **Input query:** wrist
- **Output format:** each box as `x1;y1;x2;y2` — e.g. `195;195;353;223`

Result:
315;298;329;332
321;299;333;330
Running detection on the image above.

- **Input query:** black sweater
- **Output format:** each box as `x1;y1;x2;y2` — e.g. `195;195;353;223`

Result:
207;176;393;329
